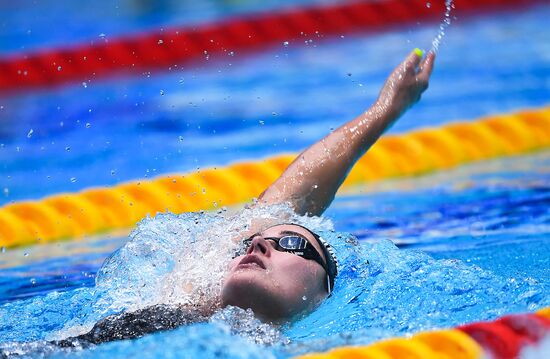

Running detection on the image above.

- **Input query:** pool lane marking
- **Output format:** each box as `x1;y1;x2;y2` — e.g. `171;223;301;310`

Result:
294;309;550;359
0;0;542;93
0;106;549;249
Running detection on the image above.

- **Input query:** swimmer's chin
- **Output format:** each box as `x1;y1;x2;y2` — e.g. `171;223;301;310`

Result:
221;276;288;321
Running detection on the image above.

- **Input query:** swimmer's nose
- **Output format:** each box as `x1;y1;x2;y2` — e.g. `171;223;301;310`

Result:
247;236;271;257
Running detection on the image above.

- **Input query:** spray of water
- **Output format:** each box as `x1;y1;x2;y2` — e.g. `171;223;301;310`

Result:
431;0;454;53
52;203;333;339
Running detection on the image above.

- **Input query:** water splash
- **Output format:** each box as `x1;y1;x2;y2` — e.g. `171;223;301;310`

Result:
284;237;546;350
210;306;288;346
431;0;454;53
0;199;546;357
56;203;332;338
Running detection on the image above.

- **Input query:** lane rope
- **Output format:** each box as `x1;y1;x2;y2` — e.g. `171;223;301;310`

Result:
0;0;540;93
0;106;548;249
293;307;550;359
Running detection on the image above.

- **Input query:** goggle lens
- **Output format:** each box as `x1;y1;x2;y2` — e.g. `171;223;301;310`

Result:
278;235;306;250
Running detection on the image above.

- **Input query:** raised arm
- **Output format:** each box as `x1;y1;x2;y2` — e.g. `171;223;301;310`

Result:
258;50;435;216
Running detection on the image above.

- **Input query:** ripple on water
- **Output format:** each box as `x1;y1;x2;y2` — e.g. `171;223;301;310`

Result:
0;203;546;358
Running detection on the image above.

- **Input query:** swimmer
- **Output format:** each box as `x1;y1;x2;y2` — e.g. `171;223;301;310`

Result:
57;49;435;346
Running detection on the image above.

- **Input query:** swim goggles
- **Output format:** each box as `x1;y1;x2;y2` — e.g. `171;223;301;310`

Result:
241;224;338;294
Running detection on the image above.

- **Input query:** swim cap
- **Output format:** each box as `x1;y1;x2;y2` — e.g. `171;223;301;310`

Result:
310;232;338;294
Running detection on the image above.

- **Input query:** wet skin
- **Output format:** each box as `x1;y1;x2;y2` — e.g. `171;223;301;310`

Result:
221;224;329;322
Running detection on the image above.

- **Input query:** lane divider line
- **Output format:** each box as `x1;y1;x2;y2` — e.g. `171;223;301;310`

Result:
0;0;540;93
0;106;549;249
293;307;550;359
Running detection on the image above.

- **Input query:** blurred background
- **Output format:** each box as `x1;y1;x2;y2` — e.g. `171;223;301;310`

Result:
1;0;548;205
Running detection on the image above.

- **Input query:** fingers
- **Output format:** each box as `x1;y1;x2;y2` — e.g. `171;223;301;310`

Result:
404;49;422;71
418;51;436;82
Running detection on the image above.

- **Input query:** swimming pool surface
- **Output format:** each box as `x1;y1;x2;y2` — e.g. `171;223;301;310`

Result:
0;1;549;358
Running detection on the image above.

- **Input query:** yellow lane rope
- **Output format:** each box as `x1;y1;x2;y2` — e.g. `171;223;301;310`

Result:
294;307;550;359
1;106;549;248
294;329;483;359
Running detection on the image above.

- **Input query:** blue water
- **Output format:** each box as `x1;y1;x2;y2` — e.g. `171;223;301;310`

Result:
1;3;549;205
0;1;549;358
0;0;340;55
0;151;548;357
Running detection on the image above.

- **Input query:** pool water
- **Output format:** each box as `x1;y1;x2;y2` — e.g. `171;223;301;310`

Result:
1;150;548;357
1;3;549;205
1;1;549;358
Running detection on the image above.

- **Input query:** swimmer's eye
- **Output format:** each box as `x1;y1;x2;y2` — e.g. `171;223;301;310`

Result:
240;237;280;252
231;238;252;258
266;238;279;249
242;238;253;247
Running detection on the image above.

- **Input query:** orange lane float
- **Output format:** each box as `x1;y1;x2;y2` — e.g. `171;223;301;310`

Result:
0;106;549;249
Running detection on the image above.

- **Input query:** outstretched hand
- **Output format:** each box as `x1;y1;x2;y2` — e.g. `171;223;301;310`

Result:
257;49;436;217
376;49;435;119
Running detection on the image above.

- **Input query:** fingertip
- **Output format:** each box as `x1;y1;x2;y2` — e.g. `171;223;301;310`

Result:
407;49;422;67
421;51;436;75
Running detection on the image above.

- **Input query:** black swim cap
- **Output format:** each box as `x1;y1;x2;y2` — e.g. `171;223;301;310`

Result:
285;223;338;294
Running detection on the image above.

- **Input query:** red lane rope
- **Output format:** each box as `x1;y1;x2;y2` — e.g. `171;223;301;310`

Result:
0;0;540;93
459;313;550;359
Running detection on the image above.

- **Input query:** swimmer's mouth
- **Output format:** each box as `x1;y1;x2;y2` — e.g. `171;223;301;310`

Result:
238;255;266;270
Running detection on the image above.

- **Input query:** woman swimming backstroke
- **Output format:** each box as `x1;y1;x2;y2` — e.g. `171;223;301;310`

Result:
54;49;436;347
222;49;435;322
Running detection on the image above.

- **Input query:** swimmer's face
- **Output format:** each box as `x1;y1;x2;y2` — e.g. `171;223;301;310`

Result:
221;224;328;322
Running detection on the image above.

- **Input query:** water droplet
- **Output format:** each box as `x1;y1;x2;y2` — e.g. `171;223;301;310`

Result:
178;136;184;142
3;188;9;196
302;296;307;301
110;170;116;176
24;252;29;257
259;120;265;125
57;66;62;71
160;89;165;96
283;41;289;47
70;177;77;183
27;129;33;138
202;188;206;194
99;33;106;39
1;247;5;253
426;2;431;8
158;39;164;45
65;146;71;151
30;278;36;285
85;122;91;128
431;0;453;52
82;82;88;88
